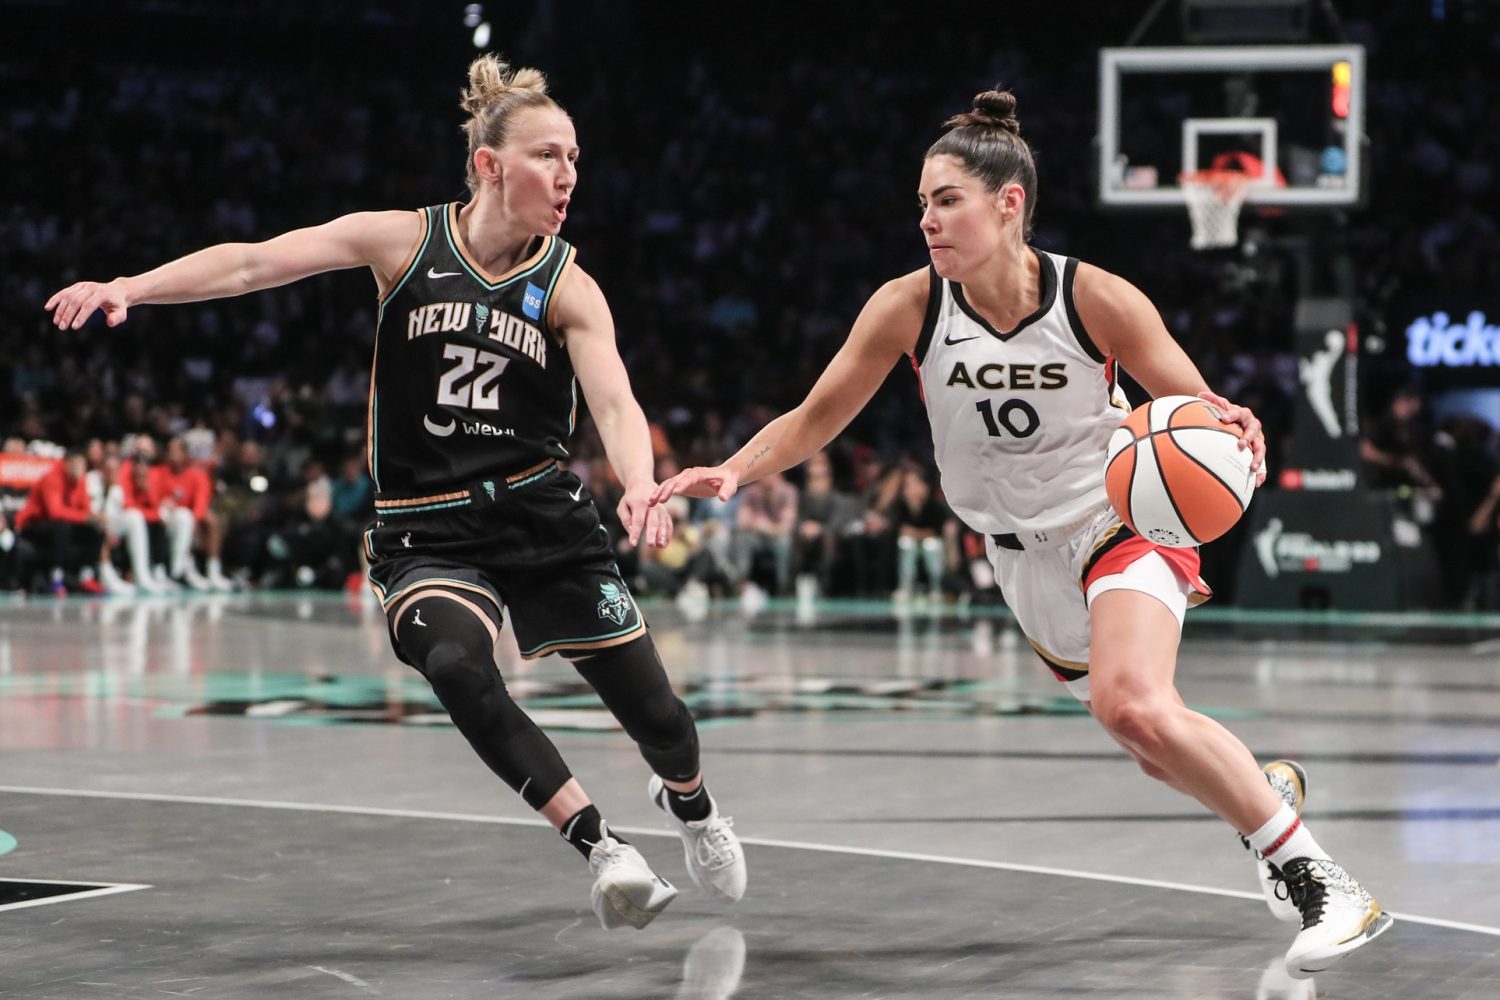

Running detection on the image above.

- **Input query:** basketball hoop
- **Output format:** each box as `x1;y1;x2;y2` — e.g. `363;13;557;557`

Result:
1180;169;1253;249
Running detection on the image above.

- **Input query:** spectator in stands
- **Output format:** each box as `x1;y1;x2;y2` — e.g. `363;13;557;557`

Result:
217;439;280;586
1467;472;1500;610
330;454;374;523
281;458;346;588
122;441;175;592
792;450;854;600
1360;387;1441;498
154;435;230;589
849;454;902;597
86;451;152;595
733;469;798;596
891;465;950;605
15;451;102;594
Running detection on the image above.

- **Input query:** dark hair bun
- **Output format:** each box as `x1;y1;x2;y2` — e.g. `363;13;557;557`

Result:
944;88;1021;135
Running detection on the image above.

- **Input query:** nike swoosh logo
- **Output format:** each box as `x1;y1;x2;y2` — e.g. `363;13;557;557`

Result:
944;332;981;345
423;414;456;437
427;267;462;279
570;485;584;502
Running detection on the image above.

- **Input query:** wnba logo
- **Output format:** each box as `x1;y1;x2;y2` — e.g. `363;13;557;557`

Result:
1254;518;1381;578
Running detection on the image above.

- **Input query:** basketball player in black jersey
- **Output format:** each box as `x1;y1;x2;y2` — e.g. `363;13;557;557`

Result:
46;55;746;931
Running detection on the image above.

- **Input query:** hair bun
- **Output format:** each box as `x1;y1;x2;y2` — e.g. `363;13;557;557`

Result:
460;54;549;116
969;89;1021;135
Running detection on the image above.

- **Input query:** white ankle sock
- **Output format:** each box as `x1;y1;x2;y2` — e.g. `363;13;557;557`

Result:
1248;803;1330;870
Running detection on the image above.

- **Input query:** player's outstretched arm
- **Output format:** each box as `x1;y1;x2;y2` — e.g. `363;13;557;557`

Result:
1073;263;1266;485
651;270;926;506
559;265;673;550
45;210;422;330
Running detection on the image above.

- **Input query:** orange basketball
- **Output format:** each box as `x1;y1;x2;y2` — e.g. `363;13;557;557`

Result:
1103;395;1256;547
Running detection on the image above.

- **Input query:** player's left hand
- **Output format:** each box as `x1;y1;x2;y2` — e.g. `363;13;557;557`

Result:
1199;390;1267;486
619;483;674;549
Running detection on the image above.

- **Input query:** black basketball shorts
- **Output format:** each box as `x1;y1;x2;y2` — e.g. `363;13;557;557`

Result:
365;462;645;661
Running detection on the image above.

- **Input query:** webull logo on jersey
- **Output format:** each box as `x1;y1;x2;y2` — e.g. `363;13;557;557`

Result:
945;362;1069;390
422;413;516;438
407;302;548;368
596;582;633;626
1254;517;1381;578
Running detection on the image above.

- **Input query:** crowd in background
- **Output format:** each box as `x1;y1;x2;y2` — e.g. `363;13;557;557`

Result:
3;1;1498;607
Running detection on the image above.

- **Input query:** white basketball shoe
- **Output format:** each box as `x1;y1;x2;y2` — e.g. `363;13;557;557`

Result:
1279;856;1394;978
649;776;747;903
588;831;678;930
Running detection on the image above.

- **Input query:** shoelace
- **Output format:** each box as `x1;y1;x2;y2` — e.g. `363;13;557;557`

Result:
694;817;737;869
1274;862;1328;929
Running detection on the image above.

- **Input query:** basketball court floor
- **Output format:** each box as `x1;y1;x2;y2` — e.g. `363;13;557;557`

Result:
2;592;1498;998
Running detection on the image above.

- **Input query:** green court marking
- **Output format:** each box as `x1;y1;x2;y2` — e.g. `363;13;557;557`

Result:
0;831;16;857
640;595;1500;633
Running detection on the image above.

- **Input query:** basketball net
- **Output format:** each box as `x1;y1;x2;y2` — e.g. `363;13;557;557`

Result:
1180;169;1253;250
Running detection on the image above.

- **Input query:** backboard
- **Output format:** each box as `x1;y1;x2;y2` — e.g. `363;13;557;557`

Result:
1098;45;1366;209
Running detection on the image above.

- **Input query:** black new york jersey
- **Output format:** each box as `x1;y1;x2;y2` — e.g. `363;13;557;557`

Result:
368;202;579;501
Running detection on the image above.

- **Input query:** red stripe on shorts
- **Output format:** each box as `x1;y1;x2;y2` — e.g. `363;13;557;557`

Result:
1083;535;1209;598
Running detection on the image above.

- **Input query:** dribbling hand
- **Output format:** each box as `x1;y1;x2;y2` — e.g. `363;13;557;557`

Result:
1198;390;1267;486
649;465;740;505
45;279;132;330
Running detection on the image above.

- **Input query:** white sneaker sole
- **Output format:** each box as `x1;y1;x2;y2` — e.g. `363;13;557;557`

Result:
1286;909;1394;979
592;877;678;930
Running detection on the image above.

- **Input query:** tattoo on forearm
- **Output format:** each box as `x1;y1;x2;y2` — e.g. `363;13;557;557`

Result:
745;444;772;472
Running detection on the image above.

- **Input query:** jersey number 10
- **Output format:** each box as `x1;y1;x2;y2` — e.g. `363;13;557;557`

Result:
975;398;1040;439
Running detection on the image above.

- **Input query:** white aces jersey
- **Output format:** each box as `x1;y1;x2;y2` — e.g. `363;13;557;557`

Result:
912;247;1129;537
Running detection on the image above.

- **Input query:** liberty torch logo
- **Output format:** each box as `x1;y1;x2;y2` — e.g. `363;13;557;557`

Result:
596;581;633;625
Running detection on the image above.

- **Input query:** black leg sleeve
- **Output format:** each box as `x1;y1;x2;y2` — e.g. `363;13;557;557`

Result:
392;593;573;811
571;635;701;782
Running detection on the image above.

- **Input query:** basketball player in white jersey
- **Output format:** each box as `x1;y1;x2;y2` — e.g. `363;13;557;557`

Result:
652;90;1391;977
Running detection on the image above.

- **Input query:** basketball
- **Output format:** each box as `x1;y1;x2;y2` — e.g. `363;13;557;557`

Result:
1104;395;1256;547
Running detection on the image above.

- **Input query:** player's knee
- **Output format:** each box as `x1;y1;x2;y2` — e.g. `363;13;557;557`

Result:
1093;691;1169;750
421;639;478;687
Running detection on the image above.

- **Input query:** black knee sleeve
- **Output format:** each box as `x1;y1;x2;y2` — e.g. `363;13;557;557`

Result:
572;636;700;782
393;595;571;810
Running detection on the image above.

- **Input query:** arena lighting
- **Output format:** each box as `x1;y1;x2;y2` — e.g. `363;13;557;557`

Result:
465;3;489;48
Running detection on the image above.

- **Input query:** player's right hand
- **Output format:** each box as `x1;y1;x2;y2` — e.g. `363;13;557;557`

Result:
45;279;132;330
649;465;740;505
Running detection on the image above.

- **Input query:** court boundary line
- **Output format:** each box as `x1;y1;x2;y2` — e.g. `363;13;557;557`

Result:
2;784;1495;938
0;878;152;913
